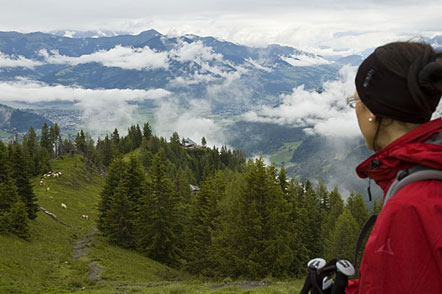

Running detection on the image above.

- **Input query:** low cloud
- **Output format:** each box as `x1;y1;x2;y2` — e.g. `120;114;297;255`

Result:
37;40;228;74
154;99;228;147
0;79;171;103
0;52;43;68
281;54;331;67
243;65;361;138
39;46;170;70
170;40;223;64
245;58;273;72
0;79;172;135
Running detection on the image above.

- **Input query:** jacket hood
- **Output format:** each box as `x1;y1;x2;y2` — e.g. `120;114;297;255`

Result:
356;118;442;194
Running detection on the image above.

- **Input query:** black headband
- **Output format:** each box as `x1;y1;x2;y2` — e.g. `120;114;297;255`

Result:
355;49;431;123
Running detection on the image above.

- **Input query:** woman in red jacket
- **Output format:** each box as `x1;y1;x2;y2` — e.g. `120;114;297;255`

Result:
345;42;442;293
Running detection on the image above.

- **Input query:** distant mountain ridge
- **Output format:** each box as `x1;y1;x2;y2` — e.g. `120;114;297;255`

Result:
0;30;342;112
0;104;52;135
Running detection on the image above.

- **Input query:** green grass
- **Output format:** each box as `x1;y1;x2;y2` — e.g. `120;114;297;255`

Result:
0;154;304;293
269;142;302;166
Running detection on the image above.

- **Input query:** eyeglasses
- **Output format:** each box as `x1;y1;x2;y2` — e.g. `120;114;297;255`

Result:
346;96;360;109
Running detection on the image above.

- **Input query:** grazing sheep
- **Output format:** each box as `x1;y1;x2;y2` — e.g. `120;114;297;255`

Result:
46;187;50;192
81;215;89;220
50;196;54;201
61;203;67;209
40;180;44;186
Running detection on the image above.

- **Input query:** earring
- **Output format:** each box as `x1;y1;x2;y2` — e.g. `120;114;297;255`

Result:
368;117;373;122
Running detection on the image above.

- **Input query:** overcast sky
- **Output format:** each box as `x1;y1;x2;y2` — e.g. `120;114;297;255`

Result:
1;0;441;54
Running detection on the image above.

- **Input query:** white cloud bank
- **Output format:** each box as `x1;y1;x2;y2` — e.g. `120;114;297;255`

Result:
0;79;172;135
36;40;227;74
0;79;171;103
281;54;331;67
39;46;170;70
1;40;244;89
243;65;361;138
0;52;43;68
155;99;227;148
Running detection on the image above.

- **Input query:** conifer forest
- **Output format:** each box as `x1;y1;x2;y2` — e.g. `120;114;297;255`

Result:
0;122;380;281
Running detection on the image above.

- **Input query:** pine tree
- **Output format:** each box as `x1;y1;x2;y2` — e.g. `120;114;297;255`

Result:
97;156;128;233
346;192;369;229
5;198;30;240
105;180;134;248
278;166;288;194
183;175;214;275
301;180;324;259
143;123;152;140
111;128;120;147
124;155;145;208
0;142;18;215
213;158;292;279
285;178;309;277
37;147;51;174
40;122;52;156
101;135;114;166
322;188;344;243
134;124;143;148
325;209;359;261
322;188;345;261
0;142;26;237
8;143;38;219
75;130;87;154
136;150;181;267
49;123;61;157
173;169;192;252
22;126;40;176
316;180;330;210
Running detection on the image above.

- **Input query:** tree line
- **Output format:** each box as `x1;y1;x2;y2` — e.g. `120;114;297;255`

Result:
1;121;380;280
98;147;381;279
0;141;38;239
0;121;245;240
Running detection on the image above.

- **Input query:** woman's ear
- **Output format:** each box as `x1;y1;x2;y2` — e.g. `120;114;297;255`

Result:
368;111;377;122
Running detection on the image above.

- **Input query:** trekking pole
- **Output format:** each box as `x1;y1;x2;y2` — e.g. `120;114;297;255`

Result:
300;258;326;294
331;260;355;294
322;276;333;294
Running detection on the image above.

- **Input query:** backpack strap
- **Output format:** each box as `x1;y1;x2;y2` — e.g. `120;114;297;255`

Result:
354;165;442;269
353;214;377;268
383;165;442;207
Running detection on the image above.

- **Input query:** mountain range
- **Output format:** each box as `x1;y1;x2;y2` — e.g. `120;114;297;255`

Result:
0;29;345;112
0;30;440;197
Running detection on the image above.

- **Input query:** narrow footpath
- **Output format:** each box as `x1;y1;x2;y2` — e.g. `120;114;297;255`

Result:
73;226;103;281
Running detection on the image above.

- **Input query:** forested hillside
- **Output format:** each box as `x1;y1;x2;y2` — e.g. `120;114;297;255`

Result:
0;122;381;292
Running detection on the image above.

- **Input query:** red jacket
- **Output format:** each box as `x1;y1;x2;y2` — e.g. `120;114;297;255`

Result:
346;118;442;294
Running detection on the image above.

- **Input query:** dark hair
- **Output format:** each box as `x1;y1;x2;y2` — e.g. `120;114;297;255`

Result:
356;41;442;124
375;41;442;118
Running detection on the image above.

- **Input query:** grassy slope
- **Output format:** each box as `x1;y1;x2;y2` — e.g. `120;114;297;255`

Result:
269;141;302;166
0;155;179;293
0;154;303;294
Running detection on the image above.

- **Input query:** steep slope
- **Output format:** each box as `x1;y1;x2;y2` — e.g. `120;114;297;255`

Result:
0;154;183;293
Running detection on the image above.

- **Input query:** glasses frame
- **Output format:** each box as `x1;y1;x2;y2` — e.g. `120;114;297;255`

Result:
346;96;360;109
